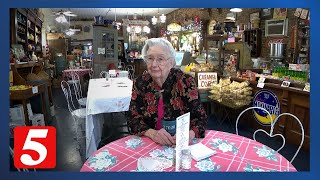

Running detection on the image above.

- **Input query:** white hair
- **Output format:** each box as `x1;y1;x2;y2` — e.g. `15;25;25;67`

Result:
141;38;176;66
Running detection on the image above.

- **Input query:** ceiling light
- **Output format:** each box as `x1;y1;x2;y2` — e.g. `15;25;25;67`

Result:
225;12;236;21
55;14;68;23
143;26;150;33
230;8;242;12
65;30;75;36
167;22;182;32
152;16;157;25
160;14;166;23
126;26;131;33
135;26;142;34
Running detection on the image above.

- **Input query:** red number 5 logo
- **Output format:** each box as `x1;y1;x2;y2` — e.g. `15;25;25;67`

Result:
14;126;56;169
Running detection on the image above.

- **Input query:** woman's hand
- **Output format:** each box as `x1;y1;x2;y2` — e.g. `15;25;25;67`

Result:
145;128;175;146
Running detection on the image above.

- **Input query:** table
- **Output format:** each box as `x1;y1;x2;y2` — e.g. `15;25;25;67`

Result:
85;78;133;158
62;68;91;80
81;130;296;172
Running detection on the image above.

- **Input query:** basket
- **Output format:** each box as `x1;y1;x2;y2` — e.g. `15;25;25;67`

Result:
26;65;41;81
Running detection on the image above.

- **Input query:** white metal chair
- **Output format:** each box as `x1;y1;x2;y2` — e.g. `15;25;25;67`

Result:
70;72;87;107
126;65;135;80
88;68;94;79
61;80;86;141
236;107;304;163
118;61;126;71
99;71;109;78
9;146;36;172
66;70;80;85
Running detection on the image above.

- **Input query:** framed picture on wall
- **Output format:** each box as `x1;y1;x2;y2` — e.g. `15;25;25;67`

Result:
250;12;260;21
261;8;273;19
273;8;287;20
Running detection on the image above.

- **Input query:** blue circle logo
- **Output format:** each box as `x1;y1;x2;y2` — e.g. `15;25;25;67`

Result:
252;89;281;126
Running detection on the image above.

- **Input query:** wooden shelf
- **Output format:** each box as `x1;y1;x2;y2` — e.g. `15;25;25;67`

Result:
244;29;262;58
10;8;43;55
14;62;41;69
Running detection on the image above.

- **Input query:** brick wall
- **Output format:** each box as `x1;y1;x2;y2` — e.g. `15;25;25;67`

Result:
166;8;300;60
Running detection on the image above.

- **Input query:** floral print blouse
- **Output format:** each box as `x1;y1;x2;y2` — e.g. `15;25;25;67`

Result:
128;68;208;138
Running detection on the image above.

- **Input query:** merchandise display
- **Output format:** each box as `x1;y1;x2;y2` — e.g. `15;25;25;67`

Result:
209;78;252;108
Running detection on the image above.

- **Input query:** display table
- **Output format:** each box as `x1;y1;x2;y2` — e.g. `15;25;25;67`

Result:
81;130;296;172
10;83;47;126
85;78;133;158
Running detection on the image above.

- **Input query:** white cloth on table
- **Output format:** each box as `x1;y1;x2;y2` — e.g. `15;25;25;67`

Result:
86;78;133;158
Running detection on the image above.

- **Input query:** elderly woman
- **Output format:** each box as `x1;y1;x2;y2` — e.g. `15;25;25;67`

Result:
128;38;207;146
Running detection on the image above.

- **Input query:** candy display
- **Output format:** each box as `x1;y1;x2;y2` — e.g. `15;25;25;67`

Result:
209;78;252;109
190;63;216;72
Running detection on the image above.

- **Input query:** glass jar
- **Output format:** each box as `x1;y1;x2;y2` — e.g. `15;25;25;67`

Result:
181;149;192;170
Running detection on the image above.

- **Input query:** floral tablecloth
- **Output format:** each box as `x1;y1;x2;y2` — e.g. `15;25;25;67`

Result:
81;130;296;172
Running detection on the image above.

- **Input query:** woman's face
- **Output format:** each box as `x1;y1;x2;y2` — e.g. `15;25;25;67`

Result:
145;45;173;81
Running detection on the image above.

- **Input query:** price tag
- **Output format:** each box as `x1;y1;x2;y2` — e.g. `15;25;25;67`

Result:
257;82;265;88
258;77;266;83
281;81;291;87
303;83;310;92
32;86;38;94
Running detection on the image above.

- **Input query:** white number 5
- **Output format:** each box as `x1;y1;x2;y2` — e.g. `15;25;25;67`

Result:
20;129;48;166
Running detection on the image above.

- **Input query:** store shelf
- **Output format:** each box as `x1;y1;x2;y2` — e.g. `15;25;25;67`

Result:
10;8;43;55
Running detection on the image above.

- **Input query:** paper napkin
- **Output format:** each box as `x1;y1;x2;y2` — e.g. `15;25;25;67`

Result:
189;143;216;161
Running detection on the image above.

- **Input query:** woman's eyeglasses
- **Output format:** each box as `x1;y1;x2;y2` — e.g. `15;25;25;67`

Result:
144;55;171;65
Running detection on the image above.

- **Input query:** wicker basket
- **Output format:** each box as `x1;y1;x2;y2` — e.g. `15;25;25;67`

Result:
37;71;50;80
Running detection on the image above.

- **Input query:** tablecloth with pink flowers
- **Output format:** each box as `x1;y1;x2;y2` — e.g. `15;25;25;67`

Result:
80;130;296;172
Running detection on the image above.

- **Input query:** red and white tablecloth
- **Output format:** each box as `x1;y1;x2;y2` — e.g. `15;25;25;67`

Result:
80;130;296;172
62;68;91;79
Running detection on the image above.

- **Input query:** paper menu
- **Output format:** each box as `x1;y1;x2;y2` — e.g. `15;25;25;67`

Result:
175;112;190;171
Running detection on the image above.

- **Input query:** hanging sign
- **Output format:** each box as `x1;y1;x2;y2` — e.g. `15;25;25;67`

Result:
252;89;281;125
197;72;218;89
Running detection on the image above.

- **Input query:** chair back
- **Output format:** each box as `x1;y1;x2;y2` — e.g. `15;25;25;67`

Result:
236;107;304;163
126;65;135;80
9;146;35;172
270;113;304;163
89;68;94;79
70;72;83;104
61;80;77;113
126;65;135;72
118;62;126;71
100;71;109;78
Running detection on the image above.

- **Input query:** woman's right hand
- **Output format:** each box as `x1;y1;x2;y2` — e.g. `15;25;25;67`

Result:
145;128;175;146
